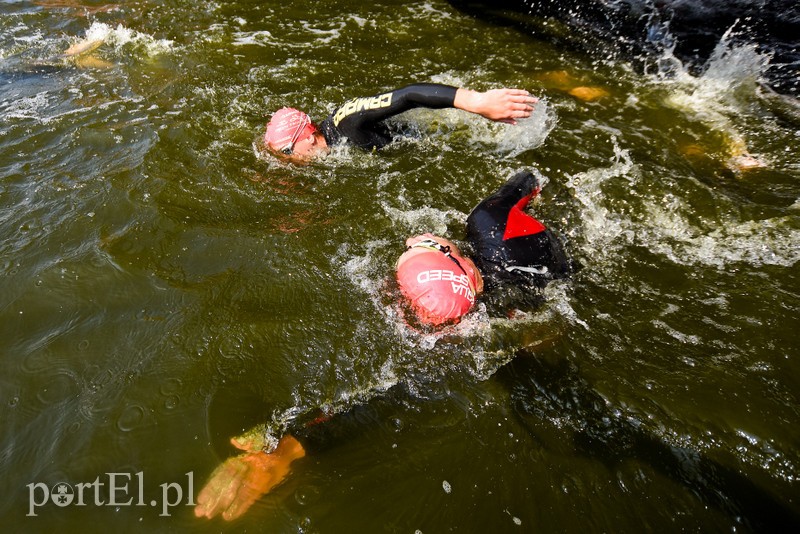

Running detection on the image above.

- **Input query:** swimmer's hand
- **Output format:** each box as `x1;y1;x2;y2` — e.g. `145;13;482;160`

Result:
194;434;306;521
454;88;538;125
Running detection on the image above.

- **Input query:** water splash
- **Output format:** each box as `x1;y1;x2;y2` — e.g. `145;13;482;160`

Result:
655;24;773;169
256;358;401;453
334;231;578;388
407;72;560;158
639;203;800;268
662;34;769;119
79;22;174;56
381;203;465;237
567;135;799;269
566;136;637;264
496;98;557;158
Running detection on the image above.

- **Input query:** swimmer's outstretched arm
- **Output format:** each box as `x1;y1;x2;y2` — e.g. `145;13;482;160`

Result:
454;88;538;125
194;432;305;521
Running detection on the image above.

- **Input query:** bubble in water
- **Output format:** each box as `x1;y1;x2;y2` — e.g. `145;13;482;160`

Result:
117;404;145;432
442;480;452;494
294;485;320;507
36;372;79;405
391;417;405;432
159;377;182;396
163;395;179;410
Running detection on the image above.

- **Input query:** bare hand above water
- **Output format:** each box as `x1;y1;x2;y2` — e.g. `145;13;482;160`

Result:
454;88;539;124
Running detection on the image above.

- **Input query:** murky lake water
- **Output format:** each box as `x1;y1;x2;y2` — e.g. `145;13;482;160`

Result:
2;0;798;531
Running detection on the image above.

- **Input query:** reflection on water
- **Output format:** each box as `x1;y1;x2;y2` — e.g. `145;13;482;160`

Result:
1;0;798;530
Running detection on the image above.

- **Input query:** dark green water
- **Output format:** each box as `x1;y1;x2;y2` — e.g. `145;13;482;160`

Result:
1;1;798;532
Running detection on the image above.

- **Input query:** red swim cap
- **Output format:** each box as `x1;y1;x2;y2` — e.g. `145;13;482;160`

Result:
396;240;480;326
264;108;316;151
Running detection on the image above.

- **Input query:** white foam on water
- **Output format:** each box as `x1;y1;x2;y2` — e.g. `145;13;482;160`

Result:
652;319;702;345
655;27;773;165
231;30;274;47
639;201;800;267
1;21;45;61
1;91;49;120
567;136;799;269
348;15;370;28
381;203;466;238
566;136;638;263
567;132;800;268
494;98;557;158
544;281;589;330
417;72;558;157
418;1;455;19
299;20;345;46
80;22;173;56
334;232;580;386
339;239;392;297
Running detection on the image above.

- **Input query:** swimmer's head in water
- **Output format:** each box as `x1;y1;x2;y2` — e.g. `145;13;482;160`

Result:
264;108;329;162
395;234;483;326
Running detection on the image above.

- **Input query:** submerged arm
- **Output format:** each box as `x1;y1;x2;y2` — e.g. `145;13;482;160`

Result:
195;430;306;521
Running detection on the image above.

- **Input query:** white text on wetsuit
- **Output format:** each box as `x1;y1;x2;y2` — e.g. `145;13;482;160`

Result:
333;93;393;126
417;270;475;303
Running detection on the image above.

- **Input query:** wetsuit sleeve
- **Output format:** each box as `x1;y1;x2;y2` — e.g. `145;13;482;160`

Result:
467;170;544;240
467;170;571;287
321;83;458;150
287;385;410;454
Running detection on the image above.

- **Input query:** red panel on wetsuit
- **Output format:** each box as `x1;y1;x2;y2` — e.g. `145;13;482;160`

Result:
503;193;546;240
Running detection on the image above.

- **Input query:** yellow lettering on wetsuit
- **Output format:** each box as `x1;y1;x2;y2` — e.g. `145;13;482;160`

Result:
332;92;393;127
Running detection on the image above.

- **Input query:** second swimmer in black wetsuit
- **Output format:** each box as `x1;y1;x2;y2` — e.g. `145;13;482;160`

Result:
262;83;539;162
467;170;570;288
194;169;572;522
397;169;571;325
195;171;571;520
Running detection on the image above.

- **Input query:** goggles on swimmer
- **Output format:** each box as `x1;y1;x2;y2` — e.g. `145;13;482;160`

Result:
407;238;475;292
406;237;478;302
280;115;314;155
408;238;452;254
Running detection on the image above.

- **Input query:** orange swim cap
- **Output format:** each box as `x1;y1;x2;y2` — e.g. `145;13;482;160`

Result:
396;237;480;325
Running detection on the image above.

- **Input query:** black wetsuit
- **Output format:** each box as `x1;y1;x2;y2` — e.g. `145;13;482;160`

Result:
466;170;571;290
319;83;458;150
284;174;571;453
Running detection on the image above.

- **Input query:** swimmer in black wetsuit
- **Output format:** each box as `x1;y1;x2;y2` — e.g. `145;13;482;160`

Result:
194;169;569;520
397;169;570;324
467;169;570;289
262;83;539;162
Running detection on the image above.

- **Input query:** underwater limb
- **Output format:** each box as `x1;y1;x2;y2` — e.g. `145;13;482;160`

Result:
194;434;306;521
